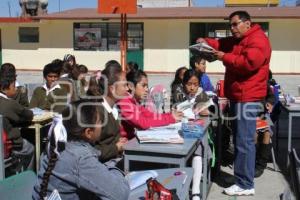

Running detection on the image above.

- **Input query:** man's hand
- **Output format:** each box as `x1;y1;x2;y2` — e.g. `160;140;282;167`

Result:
213;50;225;61
196;38;207;44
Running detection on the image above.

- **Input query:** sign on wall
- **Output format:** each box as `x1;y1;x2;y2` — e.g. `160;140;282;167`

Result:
74;28;102;50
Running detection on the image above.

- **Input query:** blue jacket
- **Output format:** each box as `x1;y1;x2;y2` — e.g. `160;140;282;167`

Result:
200;73;214;92
32;141;130;200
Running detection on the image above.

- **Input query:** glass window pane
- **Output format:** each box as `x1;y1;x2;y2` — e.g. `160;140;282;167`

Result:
19;27;39;43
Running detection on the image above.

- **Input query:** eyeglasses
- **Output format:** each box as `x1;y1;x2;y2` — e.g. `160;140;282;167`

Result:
230;20;243;28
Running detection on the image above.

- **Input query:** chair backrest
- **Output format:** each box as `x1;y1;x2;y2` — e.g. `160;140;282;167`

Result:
0;170;37;200
289;148;300;200
146;84;167;113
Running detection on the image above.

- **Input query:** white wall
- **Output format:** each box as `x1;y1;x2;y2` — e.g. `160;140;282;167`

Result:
1;18;300;73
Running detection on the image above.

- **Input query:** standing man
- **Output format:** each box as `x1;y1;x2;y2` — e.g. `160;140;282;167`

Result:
197;11;271;196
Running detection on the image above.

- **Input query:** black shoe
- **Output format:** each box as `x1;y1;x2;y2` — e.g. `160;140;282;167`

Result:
255;167;264;178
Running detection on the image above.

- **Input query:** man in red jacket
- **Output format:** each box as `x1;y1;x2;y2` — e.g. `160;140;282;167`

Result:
198;11;271;196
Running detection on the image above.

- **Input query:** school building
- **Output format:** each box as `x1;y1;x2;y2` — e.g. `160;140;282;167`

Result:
0;6;300;74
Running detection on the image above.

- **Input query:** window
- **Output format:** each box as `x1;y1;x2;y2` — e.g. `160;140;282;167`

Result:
73;23;143;51
190;22;269;44
127;23;143;50
19;27;39;43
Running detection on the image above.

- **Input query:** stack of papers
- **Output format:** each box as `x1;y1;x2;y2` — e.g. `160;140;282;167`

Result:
189;42;217;62
149;122;182;131
136;129;184;144
31;108;54;122
126;170;158;190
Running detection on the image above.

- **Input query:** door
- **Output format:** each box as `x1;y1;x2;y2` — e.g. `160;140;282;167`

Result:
0;29;2;65
127;23;144;70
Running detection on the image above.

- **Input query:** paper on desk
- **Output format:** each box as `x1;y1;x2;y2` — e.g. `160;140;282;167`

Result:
126;170;158;190
149;122;182;131
136;129;184;144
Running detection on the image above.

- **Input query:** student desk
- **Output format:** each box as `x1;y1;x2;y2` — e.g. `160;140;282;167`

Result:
28;112;53;171
124;118;212;199
124;138;198;172
281;103;300;166
129;168;193;200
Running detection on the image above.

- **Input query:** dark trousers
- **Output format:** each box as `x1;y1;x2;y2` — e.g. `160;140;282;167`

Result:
230;102;263;189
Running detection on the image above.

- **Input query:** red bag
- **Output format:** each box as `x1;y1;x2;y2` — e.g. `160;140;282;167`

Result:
2;129;13;159
216;80;225;97
145;178;173;200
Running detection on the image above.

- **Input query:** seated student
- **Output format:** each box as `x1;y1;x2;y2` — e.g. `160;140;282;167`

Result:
0;63;34;171
29;62;62;110
118;69;183;139
47;59;78;113
71;64;89;98
32;100;130;200
0;63;29;107
174;69;214;200
170;66;188;106
255;75;279;178
190;55;214;92
88;61;128;163
176;69;213;116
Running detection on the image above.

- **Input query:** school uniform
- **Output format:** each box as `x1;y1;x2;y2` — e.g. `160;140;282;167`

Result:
0;92;34;169
94;98;121;163
29;83;62;111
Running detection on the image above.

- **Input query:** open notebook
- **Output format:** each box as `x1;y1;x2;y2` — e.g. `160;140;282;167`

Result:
126;170;158;190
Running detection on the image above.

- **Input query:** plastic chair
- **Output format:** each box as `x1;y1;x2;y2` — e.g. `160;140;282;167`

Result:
145;84;167;113
0;170;36;200
0;116;23;180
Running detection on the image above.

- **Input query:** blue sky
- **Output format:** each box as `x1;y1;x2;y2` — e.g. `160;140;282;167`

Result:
0;0;297;17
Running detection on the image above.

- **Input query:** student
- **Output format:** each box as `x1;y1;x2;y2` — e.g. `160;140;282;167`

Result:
118;69;183;139
190;55;214;92
254;71;280;178
175;69;213;200
0;63;29;107
63;54;76;68
75;64;89;97
177;69;213;116
0;63;34;171
255;88;275;178
126;61;139;74
170;66;188;106
32;100;130;200
29;62;62;110
88;60;129;163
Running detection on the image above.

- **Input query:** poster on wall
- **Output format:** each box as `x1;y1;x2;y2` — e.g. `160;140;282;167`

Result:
74;28;101;50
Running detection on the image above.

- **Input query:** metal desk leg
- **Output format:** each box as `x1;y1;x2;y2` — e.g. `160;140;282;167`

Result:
124;155;129;173
202;133;208;200
35;123;41;171
287;113;292;167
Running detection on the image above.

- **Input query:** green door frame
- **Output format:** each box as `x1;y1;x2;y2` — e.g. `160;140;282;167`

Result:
126;23;144;70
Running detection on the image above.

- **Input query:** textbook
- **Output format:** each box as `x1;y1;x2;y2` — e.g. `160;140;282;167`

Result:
126;170;158;190
136;129;184;144
189;42;217;62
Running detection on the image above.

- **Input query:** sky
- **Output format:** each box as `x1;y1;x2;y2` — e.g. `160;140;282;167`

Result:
0;0;297;17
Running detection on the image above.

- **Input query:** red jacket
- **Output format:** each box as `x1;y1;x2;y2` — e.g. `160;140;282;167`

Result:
118;95;176;139
205;24;271;102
